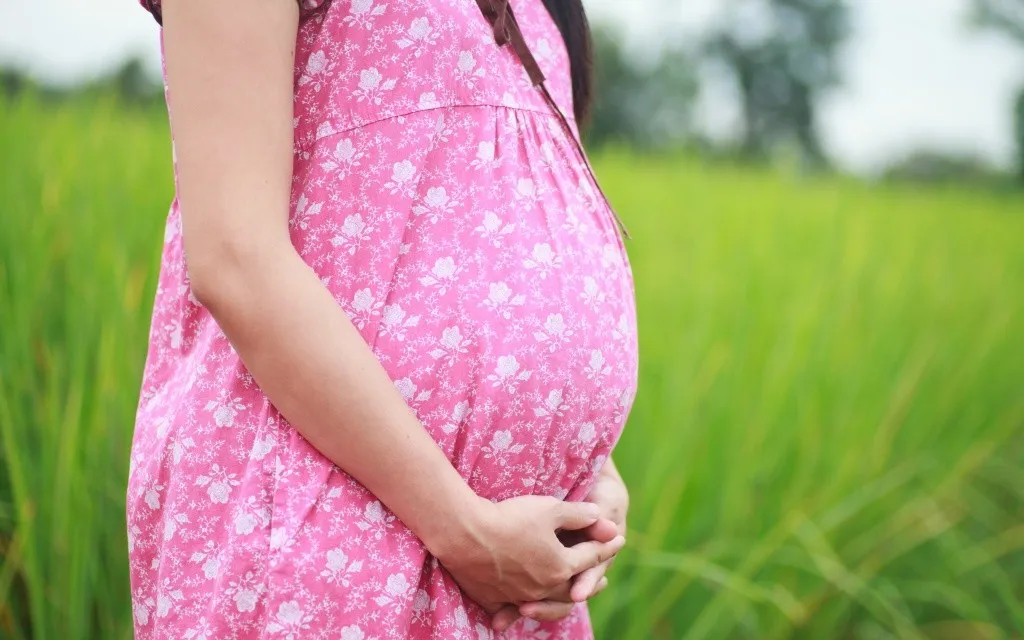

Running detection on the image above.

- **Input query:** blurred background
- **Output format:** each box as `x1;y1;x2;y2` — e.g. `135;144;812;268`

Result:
1;0;1022;638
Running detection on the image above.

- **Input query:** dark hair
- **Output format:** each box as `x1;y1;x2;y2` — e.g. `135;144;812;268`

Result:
540;0;594;125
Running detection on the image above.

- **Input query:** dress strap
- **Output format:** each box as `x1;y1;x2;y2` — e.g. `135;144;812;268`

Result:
473;0;632;241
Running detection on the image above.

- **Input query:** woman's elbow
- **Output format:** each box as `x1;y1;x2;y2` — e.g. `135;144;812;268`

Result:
184;236;273;310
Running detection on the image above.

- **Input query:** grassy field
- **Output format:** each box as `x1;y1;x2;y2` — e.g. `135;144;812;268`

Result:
1;93;1022;639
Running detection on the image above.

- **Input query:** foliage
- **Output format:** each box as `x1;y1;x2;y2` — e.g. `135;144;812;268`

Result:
587;28;700;150
703;0;851;167
881;149;1008;187
972;0;1024;44
972;0;1024;182
2;94;1024;639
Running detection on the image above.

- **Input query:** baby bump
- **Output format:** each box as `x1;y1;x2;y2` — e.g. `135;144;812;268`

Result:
289;110;639;500
319;219;638;501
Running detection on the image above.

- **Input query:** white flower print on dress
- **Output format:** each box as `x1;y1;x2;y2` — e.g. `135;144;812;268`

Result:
144;483;163;510
454;50;486;87
343;287;384;329
188;541;221;579
418;256;461;295
411;588;433;622
266;600;314;639
320;547;365;587
156;579;184;618
132;588;154;626
194;464;240;504
298;51;334;91
340;625;366;640
581;275;606;306
429;325;471;366
533;313;574;351
320;138;365;178
170;436;194;465
418;92;441;109
223;571;265;615
522;242;562;279
379;303;421;341
183;617;215;640
396;17;438;56
249;435;274;461
481;429;526;463
203;390;248;428
470;141;500;170
474;211;515;246
486;355;532;392
232;495;270;536
162;512;189;542
514;178;542;210
441;400;470;435
291;193;323;231
330;213;374;255
373;572;413;607
482;281;525;319
384;159;418;197
533;388;567;418
412;187;458;223
353;67;398;105
584;349;612;381
355;500;397;539
394;377;433;406
343;0;387;29
475;623;494;640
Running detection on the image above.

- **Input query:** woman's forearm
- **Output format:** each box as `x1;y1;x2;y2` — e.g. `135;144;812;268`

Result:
190;240;483;555
160;0;484;556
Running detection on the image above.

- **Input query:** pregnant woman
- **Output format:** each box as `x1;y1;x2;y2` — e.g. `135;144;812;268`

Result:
126;0;639;637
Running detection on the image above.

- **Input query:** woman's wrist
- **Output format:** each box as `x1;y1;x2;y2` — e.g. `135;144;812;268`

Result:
416;489;496;562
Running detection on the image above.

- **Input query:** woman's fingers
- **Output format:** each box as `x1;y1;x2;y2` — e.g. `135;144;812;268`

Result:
491;605;521;632
569;561;609;602
582;517;620;543
516;576;612;623
564;535;625;574
551;500;601;531
518;600;576;621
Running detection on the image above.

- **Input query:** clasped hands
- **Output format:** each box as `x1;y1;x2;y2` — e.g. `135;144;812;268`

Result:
432;462;629;632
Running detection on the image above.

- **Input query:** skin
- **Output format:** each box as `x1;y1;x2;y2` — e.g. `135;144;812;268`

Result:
159;0;626;624
492;458;629;630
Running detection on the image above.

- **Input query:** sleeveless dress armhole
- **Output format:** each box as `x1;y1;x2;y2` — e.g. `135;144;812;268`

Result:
138;0;328;25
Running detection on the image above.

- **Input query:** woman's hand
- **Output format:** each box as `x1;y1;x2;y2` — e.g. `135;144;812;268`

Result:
432;495;625;615
491;459;629;630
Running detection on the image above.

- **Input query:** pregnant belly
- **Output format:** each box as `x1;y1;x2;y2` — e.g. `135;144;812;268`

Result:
289;108;639;500
330;225;639;501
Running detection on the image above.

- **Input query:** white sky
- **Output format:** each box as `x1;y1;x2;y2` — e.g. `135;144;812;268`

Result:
1;0;1022;172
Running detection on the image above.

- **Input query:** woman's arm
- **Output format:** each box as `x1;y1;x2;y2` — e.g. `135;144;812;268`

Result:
159;0;622;612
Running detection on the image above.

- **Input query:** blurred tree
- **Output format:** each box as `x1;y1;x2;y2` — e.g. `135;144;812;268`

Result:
0;55;161;107
972;0;1024;181
973;0;1024;41
703;0;851;168
882;149;1005;186
586;28;700;150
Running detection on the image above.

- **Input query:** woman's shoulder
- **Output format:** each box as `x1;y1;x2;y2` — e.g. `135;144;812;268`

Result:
137;0;327;25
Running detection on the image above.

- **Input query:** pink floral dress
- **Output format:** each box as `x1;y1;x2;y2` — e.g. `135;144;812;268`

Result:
127;1;639;638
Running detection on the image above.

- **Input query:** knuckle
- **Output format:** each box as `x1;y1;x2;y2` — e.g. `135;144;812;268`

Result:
526;586;546;602
555;566;574;584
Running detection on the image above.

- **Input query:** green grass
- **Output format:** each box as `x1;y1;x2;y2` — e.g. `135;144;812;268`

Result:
1;92;1023;639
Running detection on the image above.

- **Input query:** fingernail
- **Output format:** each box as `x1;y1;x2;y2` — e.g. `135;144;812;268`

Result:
584;503;600;519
